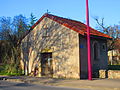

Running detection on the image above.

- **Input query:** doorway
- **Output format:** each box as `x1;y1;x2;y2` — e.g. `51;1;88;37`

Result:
41;52;53;77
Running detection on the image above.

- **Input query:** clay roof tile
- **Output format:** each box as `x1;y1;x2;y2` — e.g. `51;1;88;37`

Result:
31;13;112;39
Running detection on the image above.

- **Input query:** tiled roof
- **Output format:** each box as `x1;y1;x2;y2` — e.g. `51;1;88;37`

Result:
31;13;112;39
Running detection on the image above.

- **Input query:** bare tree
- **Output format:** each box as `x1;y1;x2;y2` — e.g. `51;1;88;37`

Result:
94;17;120;51
0;15;29;74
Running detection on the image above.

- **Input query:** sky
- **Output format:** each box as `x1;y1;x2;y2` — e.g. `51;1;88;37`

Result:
0;0;120;28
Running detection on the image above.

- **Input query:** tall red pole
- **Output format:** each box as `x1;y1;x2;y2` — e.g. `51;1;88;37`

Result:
86;0;92;80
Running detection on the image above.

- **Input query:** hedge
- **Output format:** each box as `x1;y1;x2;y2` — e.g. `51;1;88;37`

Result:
108;65;120;70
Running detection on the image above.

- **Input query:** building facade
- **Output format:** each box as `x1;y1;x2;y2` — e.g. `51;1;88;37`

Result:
21;14;111;79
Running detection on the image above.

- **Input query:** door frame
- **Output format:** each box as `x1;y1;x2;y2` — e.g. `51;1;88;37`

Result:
41;52;53;77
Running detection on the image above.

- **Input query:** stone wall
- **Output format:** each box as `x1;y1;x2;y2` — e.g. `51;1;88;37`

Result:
99;70;107;78
21;17;80;79
108;50;120;65
80;35;108;79
99;70;120;79
108;70;120;79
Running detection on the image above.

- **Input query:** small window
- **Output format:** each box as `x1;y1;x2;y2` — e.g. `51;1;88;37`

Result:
102;43;106;51
93;42;99;61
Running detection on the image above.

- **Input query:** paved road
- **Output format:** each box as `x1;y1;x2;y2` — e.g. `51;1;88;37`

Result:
0;81;89;90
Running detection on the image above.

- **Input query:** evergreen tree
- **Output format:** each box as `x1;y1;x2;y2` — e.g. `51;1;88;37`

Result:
29;13;37;28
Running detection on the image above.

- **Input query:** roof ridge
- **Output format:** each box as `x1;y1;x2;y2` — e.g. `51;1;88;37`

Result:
45;13;85;25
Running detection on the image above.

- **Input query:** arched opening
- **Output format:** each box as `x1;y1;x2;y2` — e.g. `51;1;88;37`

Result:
93;43;99;61
92;42;100;78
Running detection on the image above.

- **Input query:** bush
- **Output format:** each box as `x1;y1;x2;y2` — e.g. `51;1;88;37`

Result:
0;64;22;76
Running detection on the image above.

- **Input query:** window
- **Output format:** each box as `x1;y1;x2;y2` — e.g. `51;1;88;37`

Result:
93;42;99;61
102;43;106;51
